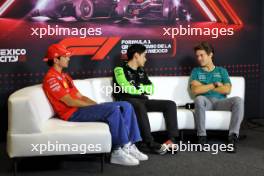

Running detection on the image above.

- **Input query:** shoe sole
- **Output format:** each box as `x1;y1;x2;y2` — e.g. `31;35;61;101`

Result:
137;157;148;161
154;150;167;155
110;159;139;166
129;154;148;161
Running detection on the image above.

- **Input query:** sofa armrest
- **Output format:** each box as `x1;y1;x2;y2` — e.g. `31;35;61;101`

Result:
8;97;42;134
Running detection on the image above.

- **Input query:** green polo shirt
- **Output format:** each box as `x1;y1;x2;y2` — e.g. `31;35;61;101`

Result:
190;66;231;99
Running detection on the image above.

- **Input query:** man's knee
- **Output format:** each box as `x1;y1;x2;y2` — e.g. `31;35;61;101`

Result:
126;100;144;111
194;96;207;106
118;101;133;109
108;105;121;114
165;100;177;108
231;96;243;107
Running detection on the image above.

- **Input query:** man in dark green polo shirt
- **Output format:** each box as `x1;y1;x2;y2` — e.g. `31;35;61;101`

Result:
190;41;244;153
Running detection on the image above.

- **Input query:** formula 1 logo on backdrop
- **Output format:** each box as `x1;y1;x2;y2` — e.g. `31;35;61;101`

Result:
59;37;121;61
0;49;27;63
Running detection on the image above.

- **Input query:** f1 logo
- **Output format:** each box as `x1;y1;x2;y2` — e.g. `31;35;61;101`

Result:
59;37;121;61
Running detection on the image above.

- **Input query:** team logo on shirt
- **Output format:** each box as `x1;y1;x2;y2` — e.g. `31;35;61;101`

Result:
47;77;61;92
213;73;221;78
138;72;145;78
198;74;207;81
57;76;62;81
49;82;61;92
127;70;134;78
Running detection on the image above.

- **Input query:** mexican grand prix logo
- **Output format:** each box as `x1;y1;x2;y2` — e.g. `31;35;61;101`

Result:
59;37;121;61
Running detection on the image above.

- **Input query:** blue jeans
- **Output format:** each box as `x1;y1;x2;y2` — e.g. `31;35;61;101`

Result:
68;101;142;148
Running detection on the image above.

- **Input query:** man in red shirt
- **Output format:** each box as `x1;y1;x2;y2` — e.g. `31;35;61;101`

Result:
42;43;148;166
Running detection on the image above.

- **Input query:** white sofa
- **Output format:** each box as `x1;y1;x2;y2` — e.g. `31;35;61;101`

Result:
7;76;245;160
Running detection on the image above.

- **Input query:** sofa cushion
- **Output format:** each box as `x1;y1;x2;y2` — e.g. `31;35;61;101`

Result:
74;80;96;100
85;77;114;103
227;77;245;99
7;118;112;157
148;109;232;132
148;109;195;132
149;76;193;106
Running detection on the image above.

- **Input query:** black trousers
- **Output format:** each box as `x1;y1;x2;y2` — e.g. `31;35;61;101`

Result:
119;97;179;143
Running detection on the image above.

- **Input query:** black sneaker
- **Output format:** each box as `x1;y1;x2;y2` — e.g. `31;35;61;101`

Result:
227;133;238;153
147;141;167;155
198;136;207;145
197;136;207;152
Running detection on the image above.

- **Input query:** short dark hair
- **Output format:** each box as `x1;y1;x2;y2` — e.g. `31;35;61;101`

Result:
47;59;54;67
127;44;146;61
194;41;215;58
46;57;60;67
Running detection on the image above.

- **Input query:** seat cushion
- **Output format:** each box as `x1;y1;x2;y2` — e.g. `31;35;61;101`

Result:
7;118;112;157
147;109;231;132
148;112;166;132
205;111;231;130
178;109;231;130
148;109;195;132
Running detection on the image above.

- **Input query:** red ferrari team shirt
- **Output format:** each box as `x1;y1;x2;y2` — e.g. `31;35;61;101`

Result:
43;67;79;121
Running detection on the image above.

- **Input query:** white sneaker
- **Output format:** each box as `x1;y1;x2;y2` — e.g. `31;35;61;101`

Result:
123;144;149;161
110;148;139;166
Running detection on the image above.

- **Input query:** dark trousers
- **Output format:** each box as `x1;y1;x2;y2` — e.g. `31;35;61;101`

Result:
118;98;179;143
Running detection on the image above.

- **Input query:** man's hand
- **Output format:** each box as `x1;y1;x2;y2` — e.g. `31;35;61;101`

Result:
60;94;93;107
191;80;215;96
214;82;224;87
213;83;231;95
76;92;97;105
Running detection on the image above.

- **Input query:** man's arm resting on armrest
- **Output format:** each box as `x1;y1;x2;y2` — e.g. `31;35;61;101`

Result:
191;80;215;96
60;94;96;108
